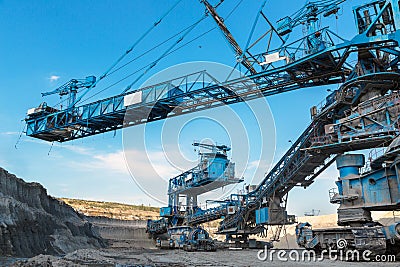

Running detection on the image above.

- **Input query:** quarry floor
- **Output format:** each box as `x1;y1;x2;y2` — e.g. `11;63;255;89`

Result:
2;169;399;266
4;214;400;267
5;239;398;267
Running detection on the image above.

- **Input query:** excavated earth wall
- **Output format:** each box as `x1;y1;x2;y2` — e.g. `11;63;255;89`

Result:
0;167;105;257
86;216;153;248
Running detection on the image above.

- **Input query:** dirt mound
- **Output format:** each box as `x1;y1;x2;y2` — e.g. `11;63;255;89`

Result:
0;167;105;257
60;198;159;220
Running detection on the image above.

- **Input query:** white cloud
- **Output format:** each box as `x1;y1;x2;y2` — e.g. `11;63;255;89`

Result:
123;149;182;179
246;159;270;170
0;131;20;136
49;75;60;82
93;150;128;174
61;147;182;204
56;147;127;174
60;145;181;179
62;144;93;155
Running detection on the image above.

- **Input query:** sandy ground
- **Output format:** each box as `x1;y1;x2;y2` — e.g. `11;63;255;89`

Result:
6;239;398;267
5;211;400;266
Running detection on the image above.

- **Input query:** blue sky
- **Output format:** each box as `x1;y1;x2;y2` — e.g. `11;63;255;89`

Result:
0;0;368;215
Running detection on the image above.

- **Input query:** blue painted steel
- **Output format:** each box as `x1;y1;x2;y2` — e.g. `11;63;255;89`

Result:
41;76;96;109
332;149;400;211
186;203;231;225
215;0;400;242
276;1;346;37
26;1;400;142
167;143;242;207
24;0;400;243
160;207;172;217
295;222;316;249
336;154;364;178
146;217;168;235
147;0;400;237
148;142;243;229
299;149;400;251
309;90;400;152
276;17;292;36
383;223;400;241
255;207;269;225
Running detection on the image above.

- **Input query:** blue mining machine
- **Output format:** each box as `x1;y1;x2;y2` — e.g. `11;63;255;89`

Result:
146;142;244;251
296;149;400;255
24;0;400;256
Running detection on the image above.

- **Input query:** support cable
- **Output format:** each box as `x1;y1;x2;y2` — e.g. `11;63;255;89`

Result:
80;0;243;102
80;26;215;103
72;0;183;106
53;16;197;109
108;21;204;76
240;0;267;63
14;121;26;149
121;14;208;93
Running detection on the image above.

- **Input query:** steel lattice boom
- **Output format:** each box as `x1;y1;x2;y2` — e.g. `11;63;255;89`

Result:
25;0;400;252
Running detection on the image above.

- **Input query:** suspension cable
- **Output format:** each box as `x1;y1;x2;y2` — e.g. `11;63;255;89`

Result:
121;0;246;93
82;24;216;103
108;20;205;77
53;13;195;110
121;14;208;93
241;0;267;61
80;0;243;101
72;0;183;106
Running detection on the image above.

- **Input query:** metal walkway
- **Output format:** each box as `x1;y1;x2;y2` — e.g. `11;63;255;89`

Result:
188;90;400;233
